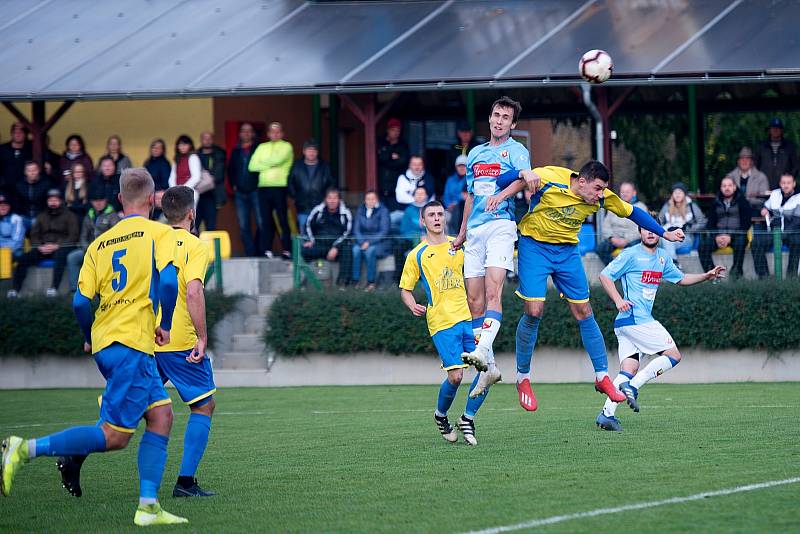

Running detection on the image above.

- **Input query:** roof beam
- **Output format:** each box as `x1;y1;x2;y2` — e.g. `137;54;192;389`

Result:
651;0;743;74
494;0;595;79
340;0;454;83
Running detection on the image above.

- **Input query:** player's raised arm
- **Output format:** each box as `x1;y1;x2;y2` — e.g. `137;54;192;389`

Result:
451;193;472;249
604;190;685;243
677;266;726;285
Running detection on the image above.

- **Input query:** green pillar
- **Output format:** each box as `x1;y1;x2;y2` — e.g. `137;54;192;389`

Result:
688;85;700;192
773;226;783;280
328;94;339;183
465;90;476;130
312;94;321;142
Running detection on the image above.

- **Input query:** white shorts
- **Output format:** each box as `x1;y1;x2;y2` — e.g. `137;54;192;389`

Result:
614;321;676;362
464;219;517;278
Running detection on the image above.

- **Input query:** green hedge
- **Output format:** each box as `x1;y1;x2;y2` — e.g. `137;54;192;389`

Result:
266;280;800;356
0;292;239;357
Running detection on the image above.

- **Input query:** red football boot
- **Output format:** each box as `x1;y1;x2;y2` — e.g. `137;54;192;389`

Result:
516;379;538;411
595;375;627;403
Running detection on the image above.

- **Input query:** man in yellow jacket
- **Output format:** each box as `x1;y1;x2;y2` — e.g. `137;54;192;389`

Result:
248;122;294;259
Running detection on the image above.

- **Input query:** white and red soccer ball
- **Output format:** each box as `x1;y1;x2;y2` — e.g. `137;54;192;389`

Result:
579;49;613;84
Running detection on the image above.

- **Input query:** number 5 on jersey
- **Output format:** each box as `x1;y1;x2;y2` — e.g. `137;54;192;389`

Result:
112;249;128;291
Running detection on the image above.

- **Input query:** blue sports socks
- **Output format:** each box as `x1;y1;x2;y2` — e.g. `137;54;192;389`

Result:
436;379;459;417
28;426;106;458
138;431;169;505
515;314;540;380
179;413;212;478
464;373;488;418
577;315;609;379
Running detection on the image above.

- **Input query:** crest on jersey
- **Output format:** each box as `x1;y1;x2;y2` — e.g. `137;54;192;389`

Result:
659;257;665;265
501;150;509;158
448;248;456;256
561;206;575;215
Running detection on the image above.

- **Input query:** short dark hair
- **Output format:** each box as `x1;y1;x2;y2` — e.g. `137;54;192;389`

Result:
421;200;443;217
24;160;38;168
65;134;85;151
577;160;610;183
161;185;195;224
409;154;424;163
490;96;522;124
325;187;340;197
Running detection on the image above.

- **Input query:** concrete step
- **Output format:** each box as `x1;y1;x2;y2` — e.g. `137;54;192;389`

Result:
244;314;265;334
232;333;265;353
269;272;294;294
257;294;277;315
263;258;292;273
218;351;267;370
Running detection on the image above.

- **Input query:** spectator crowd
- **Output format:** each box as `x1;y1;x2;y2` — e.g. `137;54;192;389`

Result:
1;115;798;297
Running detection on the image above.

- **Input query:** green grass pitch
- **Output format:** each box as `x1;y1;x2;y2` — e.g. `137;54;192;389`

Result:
1;383;799;532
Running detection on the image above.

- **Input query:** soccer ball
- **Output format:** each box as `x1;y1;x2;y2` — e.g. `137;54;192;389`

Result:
579;49;613;84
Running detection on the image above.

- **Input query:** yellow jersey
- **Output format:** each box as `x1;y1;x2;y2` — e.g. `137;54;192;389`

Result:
399;238;471;336
156;228;210;352
518;166;633;244
78;215;178;355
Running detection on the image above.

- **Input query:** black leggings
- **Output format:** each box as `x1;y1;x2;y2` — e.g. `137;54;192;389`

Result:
258;187;292;254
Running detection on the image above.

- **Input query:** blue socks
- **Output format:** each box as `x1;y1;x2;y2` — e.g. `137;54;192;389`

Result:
577;315;608;374
436;379;459;417
138;431;169;501
31;426;106;458
515;314;540;376
465;373;488;418
179;413;212;478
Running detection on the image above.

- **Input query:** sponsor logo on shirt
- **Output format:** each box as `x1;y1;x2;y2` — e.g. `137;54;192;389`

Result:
641;270;662;285
473;163;501;178
500;150;509;158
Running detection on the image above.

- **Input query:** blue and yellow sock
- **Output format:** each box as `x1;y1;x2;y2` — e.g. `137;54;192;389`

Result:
179;413;212;479
515;314;540;380
138;431;169;505
435;379;459;417
577;314;609;379
464;373;489;418
28;426;106;458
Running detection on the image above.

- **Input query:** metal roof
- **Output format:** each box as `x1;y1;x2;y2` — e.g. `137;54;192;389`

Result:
2;0;799;100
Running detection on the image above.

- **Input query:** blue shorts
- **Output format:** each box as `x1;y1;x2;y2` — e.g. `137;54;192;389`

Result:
516;236;590;303
155;350;216;406
94;343;171;433
431;321;475;371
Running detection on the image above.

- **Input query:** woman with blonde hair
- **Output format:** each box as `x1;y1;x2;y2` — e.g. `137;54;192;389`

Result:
102;134;133;173
64;161;89;224
657;182;707;265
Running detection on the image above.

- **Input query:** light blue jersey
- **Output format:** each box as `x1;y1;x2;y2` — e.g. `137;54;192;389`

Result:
466;138;530;229
601;244;684;328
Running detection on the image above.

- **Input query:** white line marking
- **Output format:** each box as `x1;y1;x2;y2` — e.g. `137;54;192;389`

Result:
311;407;517;415
461;477;800;534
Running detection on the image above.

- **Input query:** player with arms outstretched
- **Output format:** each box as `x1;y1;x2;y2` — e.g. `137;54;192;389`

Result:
452;96;538;397
491;162;685;411
1;169;186;526
57;185;217;500
400;201;494;445
596;225;724;431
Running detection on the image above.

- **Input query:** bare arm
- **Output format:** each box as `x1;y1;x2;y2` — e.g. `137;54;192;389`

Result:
598;273;633;313
400;288;426;317
486;179;527;212
186;279;208;363
677;266;725;286
451;194;473;249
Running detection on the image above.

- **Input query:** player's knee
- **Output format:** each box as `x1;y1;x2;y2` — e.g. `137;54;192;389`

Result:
524;300;544;318
145;404;174;434
447;369;463;386
666;349;682;362
102;426;133;450
570;302;593;320
191;397;216;417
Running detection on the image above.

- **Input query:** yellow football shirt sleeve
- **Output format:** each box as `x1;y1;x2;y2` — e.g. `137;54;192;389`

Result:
398;247;420;291
602;189;634;218
185;239;210;286
77;246;97;298
154;224;178;272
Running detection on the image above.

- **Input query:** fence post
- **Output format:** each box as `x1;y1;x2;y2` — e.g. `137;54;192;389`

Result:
293;235;301;289
772;226;782;280
212;237;223;291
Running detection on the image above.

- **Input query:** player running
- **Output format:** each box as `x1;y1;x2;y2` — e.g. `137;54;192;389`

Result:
452;96;538;397
1;169;187;526
57;186;217;499
596;225;724;431
400;200;493;445
493;162;685;411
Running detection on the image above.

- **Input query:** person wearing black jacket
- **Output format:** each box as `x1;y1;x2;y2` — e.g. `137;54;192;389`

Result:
15;161;51;230
90;156;122;212
754;118;799;189
377;118;409;211
698;177;751;277
302;188;353;286
196;131;227;231
288;139;334;236
0;122;32;203
228;123;263;256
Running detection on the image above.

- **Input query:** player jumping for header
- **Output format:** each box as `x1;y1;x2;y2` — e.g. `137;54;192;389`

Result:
400;200;494;445
596;225;724;431
452;96;538;398
491;162;685;411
